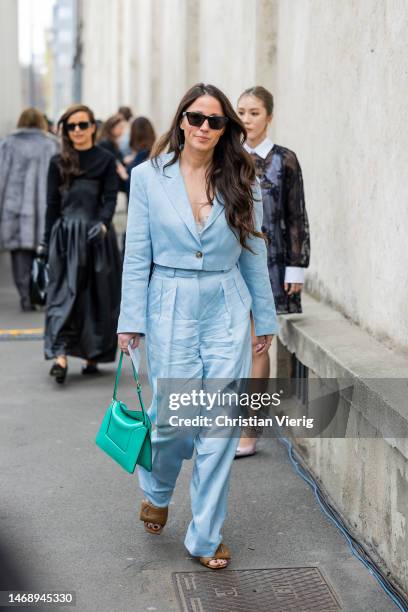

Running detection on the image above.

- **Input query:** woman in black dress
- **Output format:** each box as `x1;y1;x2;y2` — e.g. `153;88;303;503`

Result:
42;104;121;384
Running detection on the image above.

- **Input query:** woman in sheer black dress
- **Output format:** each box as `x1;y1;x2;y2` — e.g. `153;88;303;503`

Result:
42;104;121;384
236;86;310;456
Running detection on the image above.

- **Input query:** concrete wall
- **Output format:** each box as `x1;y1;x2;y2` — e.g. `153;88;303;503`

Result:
301;437;408;591
273;0;408;349
80;0;278;132
277;295;408;594
51;0;76;119
81;0;116;118
0;0;22;137
197;0;277;105
272;0;408;592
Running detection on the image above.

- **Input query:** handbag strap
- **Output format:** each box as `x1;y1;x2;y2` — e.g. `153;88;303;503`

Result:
113;351;148;425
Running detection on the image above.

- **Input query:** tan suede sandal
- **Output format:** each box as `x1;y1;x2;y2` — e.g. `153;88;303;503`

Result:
199;543;231;570
139;499;168;535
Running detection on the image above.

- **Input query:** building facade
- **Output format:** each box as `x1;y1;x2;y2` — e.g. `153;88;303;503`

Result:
51;0;76;119
0;0;22;137
79;0;277;132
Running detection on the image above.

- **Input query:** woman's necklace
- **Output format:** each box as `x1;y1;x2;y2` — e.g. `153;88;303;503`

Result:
192;200;212;224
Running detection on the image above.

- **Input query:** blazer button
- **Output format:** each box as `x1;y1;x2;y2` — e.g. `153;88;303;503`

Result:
195;251;203;258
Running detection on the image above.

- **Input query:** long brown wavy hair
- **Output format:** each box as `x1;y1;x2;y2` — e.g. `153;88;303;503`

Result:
151;83;263;250
57;104;96;190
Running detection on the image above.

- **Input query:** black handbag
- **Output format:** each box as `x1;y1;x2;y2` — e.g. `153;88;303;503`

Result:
30;256;49;306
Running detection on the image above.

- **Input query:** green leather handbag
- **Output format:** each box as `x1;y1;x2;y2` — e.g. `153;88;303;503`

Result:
95;351;152;473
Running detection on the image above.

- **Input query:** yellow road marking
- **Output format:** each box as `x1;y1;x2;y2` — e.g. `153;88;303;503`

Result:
0;328;44;336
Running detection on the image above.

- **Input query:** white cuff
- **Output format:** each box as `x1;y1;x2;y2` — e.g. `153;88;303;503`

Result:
284;266;305;284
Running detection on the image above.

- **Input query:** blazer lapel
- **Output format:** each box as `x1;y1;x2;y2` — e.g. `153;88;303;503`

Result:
157;157;201;244
199;193;225;235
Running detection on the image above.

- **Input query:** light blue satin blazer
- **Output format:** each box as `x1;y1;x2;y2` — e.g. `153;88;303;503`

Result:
117;153;278;337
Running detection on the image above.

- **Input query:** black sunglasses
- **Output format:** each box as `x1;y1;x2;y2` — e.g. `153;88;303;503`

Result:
182;111;228;131
66;121;92;132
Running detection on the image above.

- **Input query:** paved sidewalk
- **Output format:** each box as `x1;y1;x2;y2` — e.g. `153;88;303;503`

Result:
0;252;397;611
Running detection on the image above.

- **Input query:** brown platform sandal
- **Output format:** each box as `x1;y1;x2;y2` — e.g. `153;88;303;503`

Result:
139;499;168;535
199;543;231;570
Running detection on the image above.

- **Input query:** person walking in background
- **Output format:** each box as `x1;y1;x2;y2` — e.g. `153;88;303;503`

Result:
235;85;310;457
125;116;156;196
98;114;129;189
43;114;57;135
94;119;104;142
0;108;59;311
42;104;121;384
117;83;278;569
117;105;134;158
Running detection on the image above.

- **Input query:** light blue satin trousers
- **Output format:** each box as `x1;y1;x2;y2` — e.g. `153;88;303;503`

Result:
138;264;252;557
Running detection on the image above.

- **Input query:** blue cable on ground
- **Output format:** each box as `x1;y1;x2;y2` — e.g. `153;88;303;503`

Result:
279;436;408;612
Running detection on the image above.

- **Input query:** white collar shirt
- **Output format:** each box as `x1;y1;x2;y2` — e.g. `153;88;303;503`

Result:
244;137;274;159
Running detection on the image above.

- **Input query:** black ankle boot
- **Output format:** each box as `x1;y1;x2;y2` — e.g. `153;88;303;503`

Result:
82;363;99;375
50;362;68;384
20;297;35;312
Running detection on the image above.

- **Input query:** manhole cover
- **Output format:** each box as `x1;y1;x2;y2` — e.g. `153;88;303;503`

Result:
172;567;341;611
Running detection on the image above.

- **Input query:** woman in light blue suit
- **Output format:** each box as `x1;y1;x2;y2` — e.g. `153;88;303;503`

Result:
117;83;278;569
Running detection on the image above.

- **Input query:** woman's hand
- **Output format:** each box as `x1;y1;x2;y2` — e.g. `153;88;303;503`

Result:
123;153;135;165
116;162;129;181
118;333;141;354
36;242;48;261
254;334;274;355
87;222;107;243
284;282;303;296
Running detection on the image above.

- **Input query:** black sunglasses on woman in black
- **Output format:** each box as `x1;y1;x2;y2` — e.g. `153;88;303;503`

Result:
66;121;92;132
182;112;228;130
